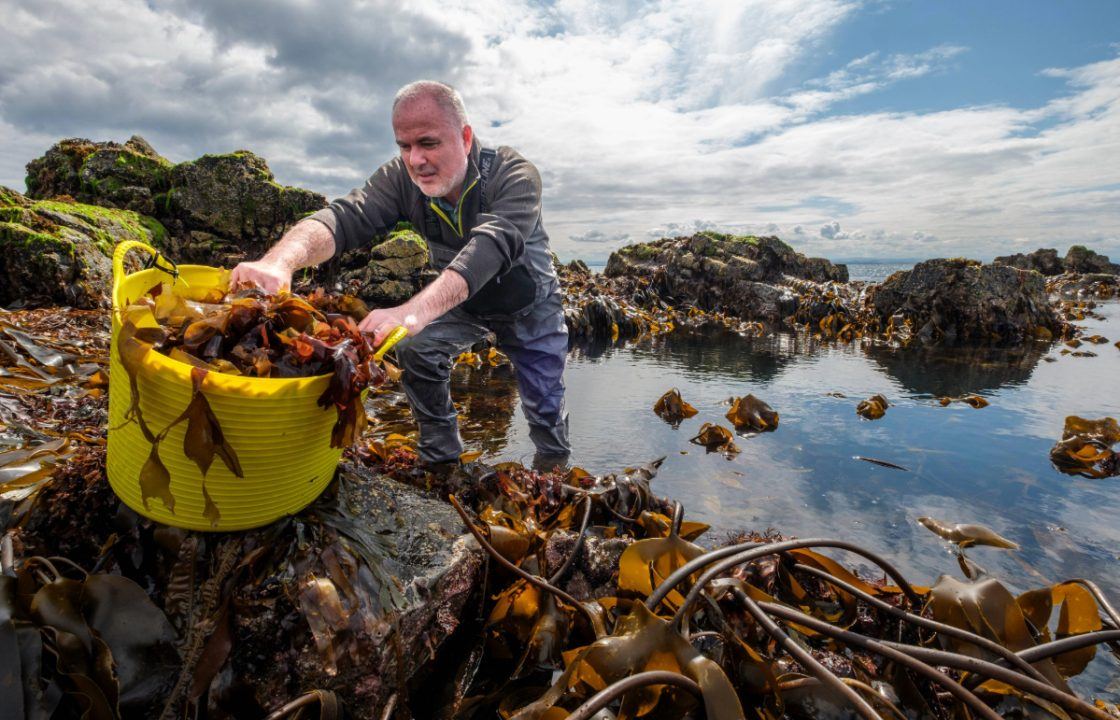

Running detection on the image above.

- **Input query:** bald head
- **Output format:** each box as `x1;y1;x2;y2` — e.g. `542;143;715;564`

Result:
392;80;469;129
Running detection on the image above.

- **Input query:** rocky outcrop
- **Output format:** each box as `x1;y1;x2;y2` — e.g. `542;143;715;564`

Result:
994;246;1119;276
24;135;173;216
1063;245;1120;275
993;248;1064;276
867;258;1065;344
603;233;846;325
24;137;326;268
15;136;434;309
0;186;167;308
164;152;326;266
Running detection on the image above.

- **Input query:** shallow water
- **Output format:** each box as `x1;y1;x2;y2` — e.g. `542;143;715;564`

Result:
446;301;1120;608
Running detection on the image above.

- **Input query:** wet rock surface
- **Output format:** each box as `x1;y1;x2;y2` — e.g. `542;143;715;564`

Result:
7;444;484;720
0;186;166;308
867;257;1066;343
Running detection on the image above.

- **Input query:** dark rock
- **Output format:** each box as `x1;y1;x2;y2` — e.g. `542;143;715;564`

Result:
995;246;1119;276
867;258;1064;344
1063;245;1120;275
13;448;483;720
993;248;1064;276
24;137;100;200
26;136;173;216
333;228;431;306
603;233;836;324
223;463;482;718
165;151;326;265
25;139;327;270
0;186;168;308
606;233;847;285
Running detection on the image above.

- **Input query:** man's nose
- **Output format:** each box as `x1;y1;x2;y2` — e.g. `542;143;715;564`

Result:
408;147;427;168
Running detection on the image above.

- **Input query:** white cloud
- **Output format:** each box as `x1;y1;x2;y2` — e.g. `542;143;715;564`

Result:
0;0;1117;262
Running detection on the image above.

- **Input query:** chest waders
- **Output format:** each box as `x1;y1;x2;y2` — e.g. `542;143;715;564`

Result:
399;149;571;467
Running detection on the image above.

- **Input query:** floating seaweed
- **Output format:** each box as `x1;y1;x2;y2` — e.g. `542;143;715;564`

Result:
1049;415;1120;479
725;394;779;433
856;393;889;419
690;423;740;456
653;388;699;425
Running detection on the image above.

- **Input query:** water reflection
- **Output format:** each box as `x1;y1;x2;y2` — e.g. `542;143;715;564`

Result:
573;328;825;385
864;342;1048;397
375;303;1120;622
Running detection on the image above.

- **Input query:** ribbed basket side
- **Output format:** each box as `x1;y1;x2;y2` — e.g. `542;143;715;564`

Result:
106;265;342;531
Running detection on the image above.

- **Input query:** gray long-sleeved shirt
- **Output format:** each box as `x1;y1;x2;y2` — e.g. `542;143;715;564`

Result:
307;141;557;309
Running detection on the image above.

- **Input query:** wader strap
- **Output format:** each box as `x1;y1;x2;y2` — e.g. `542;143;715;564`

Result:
422;147;497;242
478;147;496;213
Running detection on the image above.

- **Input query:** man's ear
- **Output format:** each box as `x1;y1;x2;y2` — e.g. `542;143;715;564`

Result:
461;124;473;152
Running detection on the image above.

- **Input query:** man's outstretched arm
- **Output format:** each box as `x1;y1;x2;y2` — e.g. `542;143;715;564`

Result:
229;219;337;294
359;270;469;345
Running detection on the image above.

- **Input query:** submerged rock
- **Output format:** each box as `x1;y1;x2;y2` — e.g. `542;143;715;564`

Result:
867;258;1065;344
0;186;167;308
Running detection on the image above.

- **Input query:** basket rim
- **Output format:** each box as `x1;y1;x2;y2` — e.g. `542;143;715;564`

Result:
113;263;334;392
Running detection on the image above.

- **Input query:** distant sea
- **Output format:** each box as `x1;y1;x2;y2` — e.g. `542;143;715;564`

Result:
578;260;913;283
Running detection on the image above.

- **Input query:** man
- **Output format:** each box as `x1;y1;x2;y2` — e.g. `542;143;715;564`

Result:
230;80;570;468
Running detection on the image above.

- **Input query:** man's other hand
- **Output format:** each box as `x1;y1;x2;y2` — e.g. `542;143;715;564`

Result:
228;260;292;295
359;307;421;346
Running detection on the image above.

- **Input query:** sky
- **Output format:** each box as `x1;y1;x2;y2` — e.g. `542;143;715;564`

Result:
0;0;1118;263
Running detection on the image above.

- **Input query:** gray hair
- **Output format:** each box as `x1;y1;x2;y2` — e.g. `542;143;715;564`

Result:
392;80;469;128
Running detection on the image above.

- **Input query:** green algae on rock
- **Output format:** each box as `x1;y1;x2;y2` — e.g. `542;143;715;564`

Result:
0;187;167;308
24;138;327;269
166;151;326;265
334;227;431;305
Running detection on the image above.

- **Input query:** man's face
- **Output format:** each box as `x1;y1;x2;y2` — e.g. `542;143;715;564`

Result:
393;96;472;201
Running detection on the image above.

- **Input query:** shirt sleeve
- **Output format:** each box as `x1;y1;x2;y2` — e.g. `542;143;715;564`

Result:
306;159;406;259
446;153;538;297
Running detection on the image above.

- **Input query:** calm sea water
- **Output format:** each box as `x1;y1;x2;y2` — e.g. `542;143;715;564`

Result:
437;300;1120;609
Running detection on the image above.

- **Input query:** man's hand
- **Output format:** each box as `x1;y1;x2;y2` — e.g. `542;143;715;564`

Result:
228;259;292;295
228;219;336;293
359;269;470;347
359;307;421;346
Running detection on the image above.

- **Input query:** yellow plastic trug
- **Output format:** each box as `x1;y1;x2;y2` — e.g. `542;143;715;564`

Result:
107;241;342;531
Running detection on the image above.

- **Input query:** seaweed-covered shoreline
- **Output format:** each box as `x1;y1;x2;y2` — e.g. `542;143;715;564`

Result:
3;304;1120;719
3;136;1120;718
